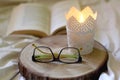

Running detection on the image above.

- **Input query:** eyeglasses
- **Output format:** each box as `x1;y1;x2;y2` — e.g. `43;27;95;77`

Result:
32;44;82;64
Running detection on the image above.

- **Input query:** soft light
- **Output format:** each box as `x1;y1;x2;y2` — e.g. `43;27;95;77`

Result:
66;6;97;23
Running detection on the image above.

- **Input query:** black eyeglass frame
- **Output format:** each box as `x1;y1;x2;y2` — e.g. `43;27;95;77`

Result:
32;46;82;64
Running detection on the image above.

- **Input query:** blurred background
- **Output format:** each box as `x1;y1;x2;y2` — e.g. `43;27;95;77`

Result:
0;0;120;80
0;0;109;35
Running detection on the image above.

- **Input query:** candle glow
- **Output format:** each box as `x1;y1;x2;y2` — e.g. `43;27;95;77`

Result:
66;6;97;23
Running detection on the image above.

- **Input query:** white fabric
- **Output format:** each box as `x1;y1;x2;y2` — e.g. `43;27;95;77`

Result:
92;1;120;80
0;35;38;80
0;0;120;80
95;1;120;80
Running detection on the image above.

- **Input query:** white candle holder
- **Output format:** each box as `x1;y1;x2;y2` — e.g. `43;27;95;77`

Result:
66;7;97;55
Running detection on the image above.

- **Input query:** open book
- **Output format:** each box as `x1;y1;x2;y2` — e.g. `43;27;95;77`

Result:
6;0;80;38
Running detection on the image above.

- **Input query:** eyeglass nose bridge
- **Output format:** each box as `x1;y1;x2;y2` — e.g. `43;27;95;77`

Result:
53;56;60;61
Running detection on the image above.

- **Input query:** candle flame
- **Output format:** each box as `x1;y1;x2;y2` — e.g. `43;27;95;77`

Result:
66;6;97;23
79;13;84;23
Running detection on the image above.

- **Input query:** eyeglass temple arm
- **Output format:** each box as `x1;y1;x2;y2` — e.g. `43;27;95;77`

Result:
32;44;50;54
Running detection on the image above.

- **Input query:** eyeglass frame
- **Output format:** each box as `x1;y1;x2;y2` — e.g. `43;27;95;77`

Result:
32;46;82;64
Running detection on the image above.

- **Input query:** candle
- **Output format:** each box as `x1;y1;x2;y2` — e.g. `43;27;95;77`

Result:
66;6;97;55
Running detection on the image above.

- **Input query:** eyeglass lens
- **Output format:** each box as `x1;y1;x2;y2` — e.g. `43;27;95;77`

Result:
34;47;53;62
59;48;79;63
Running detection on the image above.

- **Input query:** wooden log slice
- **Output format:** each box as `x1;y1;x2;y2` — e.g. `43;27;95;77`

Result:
18;35;108;80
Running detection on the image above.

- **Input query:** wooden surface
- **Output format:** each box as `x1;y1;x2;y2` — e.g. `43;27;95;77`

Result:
18;35;108;80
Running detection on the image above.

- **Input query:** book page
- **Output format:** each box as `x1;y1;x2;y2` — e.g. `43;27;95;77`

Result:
6;3;50;37
50;0;80;34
